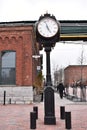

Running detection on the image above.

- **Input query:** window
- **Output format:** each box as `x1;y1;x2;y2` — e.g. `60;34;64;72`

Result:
0;51;16;85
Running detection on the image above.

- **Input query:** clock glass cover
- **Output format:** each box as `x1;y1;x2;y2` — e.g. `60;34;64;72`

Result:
37;17;58;38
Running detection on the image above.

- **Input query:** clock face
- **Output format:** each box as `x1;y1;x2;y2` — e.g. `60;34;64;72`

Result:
37;17;58;38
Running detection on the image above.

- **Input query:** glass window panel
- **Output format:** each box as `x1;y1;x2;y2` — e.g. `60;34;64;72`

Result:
0;51;16;85
2;52;15;68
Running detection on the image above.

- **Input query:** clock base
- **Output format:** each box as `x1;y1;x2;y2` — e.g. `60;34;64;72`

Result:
44;116;56;125
44;87;56;125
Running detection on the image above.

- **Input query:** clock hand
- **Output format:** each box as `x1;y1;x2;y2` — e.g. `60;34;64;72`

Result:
46;25;51;33
44;21;51;33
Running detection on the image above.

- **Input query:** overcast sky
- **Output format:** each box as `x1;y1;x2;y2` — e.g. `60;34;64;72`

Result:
0;0;87;76
0;0;87;21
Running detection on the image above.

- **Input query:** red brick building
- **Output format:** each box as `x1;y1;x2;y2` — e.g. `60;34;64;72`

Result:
64;65;87;86
0;21;42;103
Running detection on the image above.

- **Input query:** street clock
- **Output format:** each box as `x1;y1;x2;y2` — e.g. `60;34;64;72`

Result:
36;13;60;47
37;17;58;38
35;13;61;125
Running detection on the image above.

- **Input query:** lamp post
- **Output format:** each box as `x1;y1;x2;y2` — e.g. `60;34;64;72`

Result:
35;13;60;124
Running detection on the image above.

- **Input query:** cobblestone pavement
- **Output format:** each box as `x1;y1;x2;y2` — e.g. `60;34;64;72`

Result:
0;93;87;130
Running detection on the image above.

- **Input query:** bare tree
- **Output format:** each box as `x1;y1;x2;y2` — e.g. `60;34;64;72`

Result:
53;65;64;86
77;44;86;101
77;44;86;83
53;65;58;86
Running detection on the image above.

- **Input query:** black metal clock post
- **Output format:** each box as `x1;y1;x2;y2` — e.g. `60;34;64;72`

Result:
45;46;52;86
35;13;60;125
44;46;56;124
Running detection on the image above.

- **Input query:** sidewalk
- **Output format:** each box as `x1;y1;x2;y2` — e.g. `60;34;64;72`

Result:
0;93;87;130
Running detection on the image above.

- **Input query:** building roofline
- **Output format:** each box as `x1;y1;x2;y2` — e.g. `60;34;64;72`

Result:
64;65;87;70
60;20;87;23
0;20;87;25
0;20;36;25
0;20;87;41
0;21;36;27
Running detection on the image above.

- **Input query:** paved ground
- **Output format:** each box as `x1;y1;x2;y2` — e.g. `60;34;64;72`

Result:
0;93;87;130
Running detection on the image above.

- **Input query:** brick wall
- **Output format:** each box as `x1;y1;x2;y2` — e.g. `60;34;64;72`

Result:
64;65;87;86
0;25;38;86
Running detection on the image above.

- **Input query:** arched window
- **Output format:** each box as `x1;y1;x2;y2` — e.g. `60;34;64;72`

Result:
0;51;16;85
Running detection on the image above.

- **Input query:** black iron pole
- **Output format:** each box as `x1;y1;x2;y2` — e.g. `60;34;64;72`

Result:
3;91;6;105
65;112;72;129
30;112;36;129
44;46;56;125
45;47;52;86
33;106;38;119
60;106;65;119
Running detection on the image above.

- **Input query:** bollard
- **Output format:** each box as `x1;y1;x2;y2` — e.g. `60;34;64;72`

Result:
65;112;72;129
9;98;11;104
60;106;65;119
41;92;43;102
33;106;38;119
30;112;36;129
3;91;6;105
